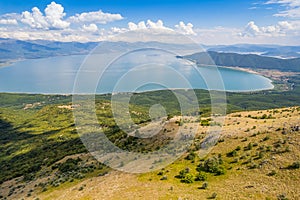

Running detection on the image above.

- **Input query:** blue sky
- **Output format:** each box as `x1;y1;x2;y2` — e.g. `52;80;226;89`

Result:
0;0;299;45
0;0;279;27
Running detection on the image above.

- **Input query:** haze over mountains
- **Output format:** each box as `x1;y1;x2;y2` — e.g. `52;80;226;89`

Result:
0;38;299;72
204;44;300;59
183;51;300;72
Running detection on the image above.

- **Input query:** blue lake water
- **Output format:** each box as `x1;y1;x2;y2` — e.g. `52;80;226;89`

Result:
0;54;274;94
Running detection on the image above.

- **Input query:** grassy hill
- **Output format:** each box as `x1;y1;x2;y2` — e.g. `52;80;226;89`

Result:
0;106;299;200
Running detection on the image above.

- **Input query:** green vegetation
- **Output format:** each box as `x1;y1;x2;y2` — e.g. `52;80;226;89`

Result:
0;73;299;199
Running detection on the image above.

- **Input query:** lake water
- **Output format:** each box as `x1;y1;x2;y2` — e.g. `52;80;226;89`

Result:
0;54;274;94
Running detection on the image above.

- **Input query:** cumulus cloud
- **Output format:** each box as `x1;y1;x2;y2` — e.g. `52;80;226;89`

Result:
242;21;262;36
69;10;123;24
82;23;98;32
128;21;146;30
20;2;69;30
0;19;18;25
127;20;170;31
44;2;70;29
175;21;196;35
14;2;123;30
240;20;297;37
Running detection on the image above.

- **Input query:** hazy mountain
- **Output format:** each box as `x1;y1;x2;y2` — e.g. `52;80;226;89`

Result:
0;39;201;62
205;44;300;59
183;51;300;72
0;39;299;72
0;38;98;61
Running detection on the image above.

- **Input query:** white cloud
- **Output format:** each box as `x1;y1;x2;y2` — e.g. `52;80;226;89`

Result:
15;2;123;31
128;21;146;30
265;0;300;18
20;2;69;30
110;27;127;34
69;10;123;24
175;21;196;35
21;8;48;29
242;21;261;36
265;0;300;8
44;1;70;29
0;19;18;25
241;21;291;37
146;19;164;29
82;23;98;32
127;20;171;31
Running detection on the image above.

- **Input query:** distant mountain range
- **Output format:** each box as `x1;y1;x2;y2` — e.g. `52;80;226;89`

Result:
0;38;299;72
205;44;300;59
0;38;97;61
182;51;300;72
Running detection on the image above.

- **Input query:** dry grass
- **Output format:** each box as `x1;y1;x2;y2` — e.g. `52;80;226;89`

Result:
3;107;300;200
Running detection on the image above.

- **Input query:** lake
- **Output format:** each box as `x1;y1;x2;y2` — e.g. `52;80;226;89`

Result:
0;54;274;94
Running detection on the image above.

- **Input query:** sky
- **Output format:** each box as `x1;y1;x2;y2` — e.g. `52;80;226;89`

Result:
0;0;300;45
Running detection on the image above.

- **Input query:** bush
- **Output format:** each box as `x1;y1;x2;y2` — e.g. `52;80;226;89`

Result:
235;146;241;151
244;143;253;151
197;156;226;176
215;166;226;175
277;194;289;200
199;182;208;189
185;152;196;161
267;170;276;176
226;150;237;157
198;157;219;173
177;168;189;179
195;172;207;181
263;136;270;141
181;173;193;184
287;162;300;169
157;171;164;176
210;192;217;199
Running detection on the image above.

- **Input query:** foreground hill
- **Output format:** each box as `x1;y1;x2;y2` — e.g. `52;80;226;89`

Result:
0;104;299;200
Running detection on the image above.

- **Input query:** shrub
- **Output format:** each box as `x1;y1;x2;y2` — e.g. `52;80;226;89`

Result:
235;146;241;151
197;156;226;175
215;166;226;175
157;171;164;176
263;136;270;141
185;152;196;161
244;143;253;151
199;182;208;189
181;173;194;184
210;192;217;199
195;172;207;181
267;170;276;176
226;150;237;157
287;162;300;169
277;194;289;200
176;168;190;179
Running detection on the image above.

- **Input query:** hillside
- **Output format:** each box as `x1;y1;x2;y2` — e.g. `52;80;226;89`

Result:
183;51;300;72
0;38;97;61
0;106;299;200
0;74;299;200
